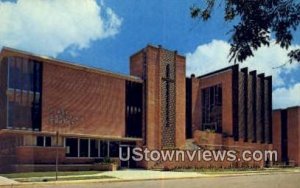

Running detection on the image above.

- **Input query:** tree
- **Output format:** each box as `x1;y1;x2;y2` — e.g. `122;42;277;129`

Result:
190;0;300;64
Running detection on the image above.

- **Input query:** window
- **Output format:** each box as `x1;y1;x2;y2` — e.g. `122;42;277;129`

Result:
8;101;14;128
8;58;41;92
66;138;78;157
109;141;119;158
201;84;222;132
36;136;44;147
79;139;89;157
90;140;99;158
36;136;52;147
7;57;42;130
100;141;108;158
64;138;121;158
125;81;143;138
45;136;52;147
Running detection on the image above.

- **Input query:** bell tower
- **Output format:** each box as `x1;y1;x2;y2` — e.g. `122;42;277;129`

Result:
130;45;186;150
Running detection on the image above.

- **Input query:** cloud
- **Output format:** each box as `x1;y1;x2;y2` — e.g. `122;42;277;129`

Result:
273;83;300;109
186;39;300;109
186;40;300;87
0;0;122;57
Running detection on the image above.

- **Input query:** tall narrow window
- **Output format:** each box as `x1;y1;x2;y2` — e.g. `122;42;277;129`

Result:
7;57;42;130
125;81;143;138
201;84;222;132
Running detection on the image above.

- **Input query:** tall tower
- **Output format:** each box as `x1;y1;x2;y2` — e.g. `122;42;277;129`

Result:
130;45;186;150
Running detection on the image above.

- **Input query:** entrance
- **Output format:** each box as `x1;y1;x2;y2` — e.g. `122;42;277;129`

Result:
120;144;137;168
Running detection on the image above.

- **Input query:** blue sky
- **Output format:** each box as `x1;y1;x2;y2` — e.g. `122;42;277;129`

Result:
0;0;300;108
58;0;236;74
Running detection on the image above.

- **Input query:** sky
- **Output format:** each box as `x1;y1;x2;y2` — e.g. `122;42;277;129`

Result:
0;0;300;109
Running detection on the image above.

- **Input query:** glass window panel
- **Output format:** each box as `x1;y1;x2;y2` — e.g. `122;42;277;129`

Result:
79;139;89;157
45;136;52;147
90;139;99;158
36;136;44;147
66;138;78;157
109;141;119;158
100;141;108;158
201;84;222;132
8;101;14;128
8;58;15;88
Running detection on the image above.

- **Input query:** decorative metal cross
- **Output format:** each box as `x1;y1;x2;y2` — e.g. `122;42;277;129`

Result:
162;64;175;127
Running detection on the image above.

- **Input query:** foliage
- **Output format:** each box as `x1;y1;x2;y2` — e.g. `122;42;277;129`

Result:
191;0;300;63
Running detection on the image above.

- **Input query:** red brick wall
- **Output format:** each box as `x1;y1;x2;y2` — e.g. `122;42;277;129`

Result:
130;45;186;149
191;77;200;132
193;130;223;146
0;57;8;129
130;50;144;79
146;46;162;149
287;107;300;165
42;62;127;137
272;110;282;162
16;146;65;164
192;70;233;136
151;154;264;170
136;46;161;149
175;55;186;148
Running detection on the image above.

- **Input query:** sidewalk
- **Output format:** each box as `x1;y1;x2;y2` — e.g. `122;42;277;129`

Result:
0;176;19;186
101;169;207;180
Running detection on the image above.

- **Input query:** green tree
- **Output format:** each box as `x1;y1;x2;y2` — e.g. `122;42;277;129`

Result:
191;0;300;63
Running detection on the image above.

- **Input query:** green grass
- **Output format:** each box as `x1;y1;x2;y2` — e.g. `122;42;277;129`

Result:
16;175;115;182
0;171;100;179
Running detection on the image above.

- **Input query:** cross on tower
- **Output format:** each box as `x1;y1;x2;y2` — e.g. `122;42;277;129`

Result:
162;64;175;127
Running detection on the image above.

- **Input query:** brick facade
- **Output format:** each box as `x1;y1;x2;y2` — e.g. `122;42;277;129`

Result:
0;57;7;130
130;45;186;151
273;107;300;166
42;62;128;137
0;46;299;172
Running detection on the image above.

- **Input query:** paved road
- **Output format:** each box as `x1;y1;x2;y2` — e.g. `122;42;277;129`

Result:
8;173;300;188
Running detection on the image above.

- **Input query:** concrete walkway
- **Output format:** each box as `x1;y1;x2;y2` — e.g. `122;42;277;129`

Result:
101;169;206;180
0;176;19;186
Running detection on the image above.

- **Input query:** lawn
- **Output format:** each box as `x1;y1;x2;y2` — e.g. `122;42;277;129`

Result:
0;171;101;179
15;175;115;182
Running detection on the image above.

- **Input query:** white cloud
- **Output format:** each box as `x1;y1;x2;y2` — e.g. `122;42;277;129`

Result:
273;83;300;109
186;39;300;109
0;0;122;57
186;40;300;86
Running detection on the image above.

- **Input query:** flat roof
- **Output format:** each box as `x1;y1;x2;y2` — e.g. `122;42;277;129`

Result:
196;64;272;79
273;106;300;111
197;65;237;79
130;44;186;59
0;47;143;83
